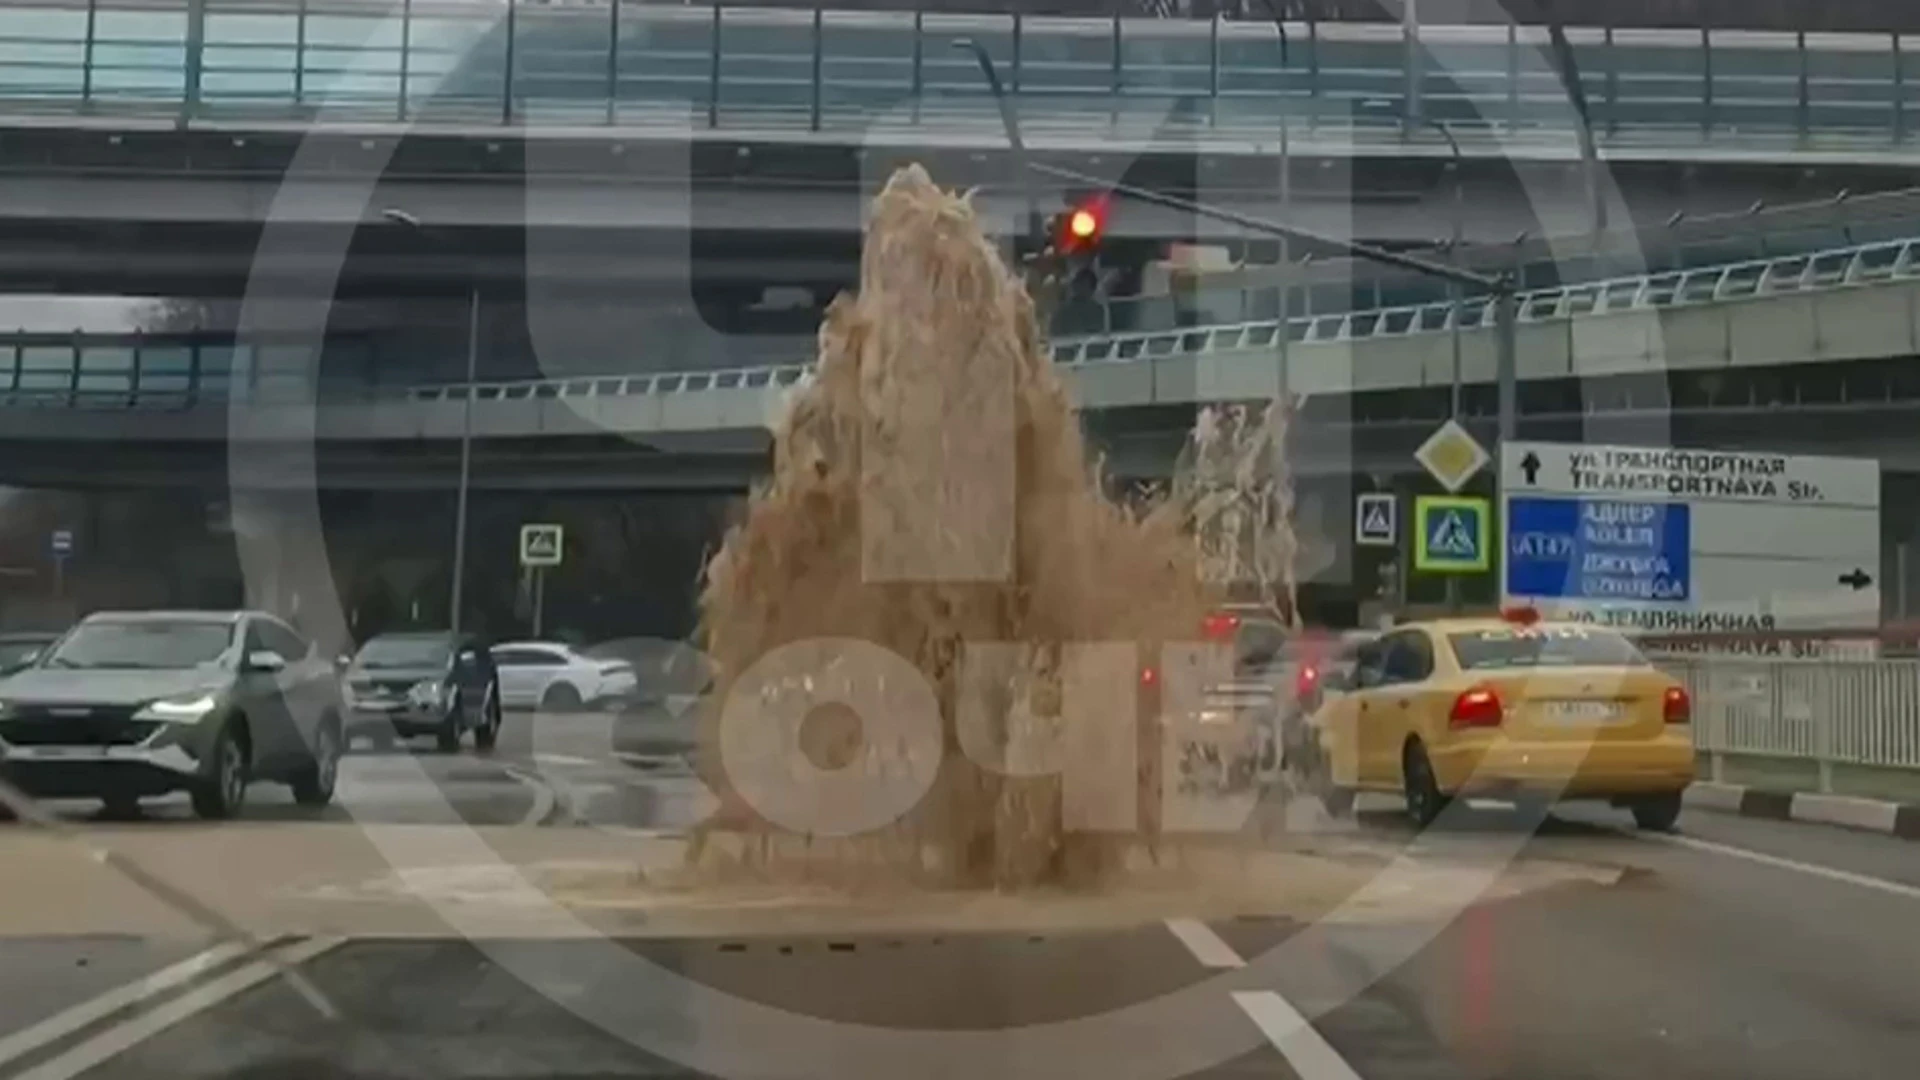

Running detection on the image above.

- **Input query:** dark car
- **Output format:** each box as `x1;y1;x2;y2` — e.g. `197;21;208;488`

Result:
0;632;61;677
0;610;345;820
343;632;501;753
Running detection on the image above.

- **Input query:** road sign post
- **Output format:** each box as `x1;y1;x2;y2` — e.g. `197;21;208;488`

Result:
519;524;563;638
49;529;72;599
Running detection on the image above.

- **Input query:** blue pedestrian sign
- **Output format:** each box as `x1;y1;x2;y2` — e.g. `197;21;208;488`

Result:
1414;496;1490;574
49;529;72;558
1355;493;1397;547
1506;497;1691;602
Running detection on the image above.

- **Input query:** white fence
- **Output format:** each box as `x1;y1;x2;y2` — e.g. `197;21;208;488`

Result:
1665;659;1920;788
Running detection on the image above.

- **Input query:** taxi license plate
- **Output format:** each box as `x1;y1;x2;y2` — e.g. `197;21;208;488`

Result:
1540;701;1623;724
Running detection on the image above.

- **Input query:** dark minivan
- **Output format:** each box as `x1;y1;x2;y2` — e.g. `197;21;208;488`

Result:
342;632;501;752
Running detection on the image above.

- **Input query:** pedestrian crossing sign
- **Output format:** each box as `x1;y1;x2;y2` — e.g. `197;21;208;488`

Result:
519;523;564;568
1355;492;1397;547
1414;496;1490;573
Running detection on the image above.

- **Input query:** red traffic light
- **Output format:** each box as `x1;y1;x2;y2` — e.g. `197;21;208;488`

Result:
1053;195;1109;254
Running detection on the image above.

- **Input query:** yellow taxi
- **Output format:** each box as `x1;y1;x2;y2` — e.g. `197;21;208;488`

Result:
1306;610;1695;830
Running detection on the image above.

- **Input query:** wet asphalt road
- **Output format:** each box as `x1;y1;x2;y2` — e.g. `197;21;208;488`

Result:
1;795;1915;1080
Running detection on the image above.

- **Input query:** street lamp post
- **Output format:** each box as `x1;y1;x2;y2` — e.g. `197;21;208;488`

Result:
1422;119;1467;611
382;208;478;638
1427;120;1465;422
1255;0;1292;399
953;38;1042;252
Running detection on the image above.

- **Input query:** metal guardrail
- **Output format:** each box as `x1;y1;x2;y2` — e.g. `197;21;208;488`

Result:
0;2;1915;147
398;234;1920;404
1670;659;1920;781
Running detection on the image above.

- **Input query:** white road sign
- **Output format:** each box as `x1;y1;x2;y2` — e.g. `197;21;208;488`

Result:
519;523;564;568
1355;493;1397;547
1500;442;1880;654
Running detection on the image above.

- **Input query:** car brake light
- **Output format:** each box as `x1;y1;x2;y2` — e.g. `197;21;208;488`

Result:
1140;666;1157;687
1663;685;1691;723
1449;685;1504;729
1201;613;1239;642
1295;665;1319;698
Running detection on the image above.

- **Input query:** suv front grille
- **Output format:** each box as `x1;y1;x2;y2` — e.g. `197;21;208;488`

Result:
1;707;161;748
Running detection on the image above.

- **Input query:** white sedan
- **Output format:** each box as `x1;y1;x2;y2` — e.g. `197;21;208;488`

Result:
490;641;638;712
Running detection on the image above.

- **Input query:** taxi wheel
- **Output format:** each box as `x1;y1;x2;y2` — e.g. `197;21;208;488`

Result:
1631;792;1683;833
1402;741;1449;828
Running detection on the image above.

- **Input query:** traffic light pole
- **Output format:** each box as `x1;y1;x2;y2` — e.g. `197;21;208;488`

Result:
1028;161;1520;443
954;49;1524;445
953;40;1044;255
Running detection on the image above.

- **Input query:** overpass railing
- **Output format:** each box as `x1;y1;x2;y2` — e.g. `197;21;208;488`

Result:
395;234;1920;402
1052;234;1920;367
0;233;1913;412
0;3;1915;148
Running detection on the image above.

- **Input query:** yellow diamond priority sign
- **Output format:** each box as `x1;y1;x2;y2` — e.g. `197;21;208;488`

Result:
1414;419;1490;494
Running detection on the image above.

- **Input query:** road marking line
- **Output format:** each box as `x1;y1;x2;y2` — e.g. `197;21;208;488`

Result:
503;765;561;827
1232;990;1365;1080
0;940;254;1071
1164;918;1245;970
14;937;342;1080
1654;832;1920;902
534;753;596;768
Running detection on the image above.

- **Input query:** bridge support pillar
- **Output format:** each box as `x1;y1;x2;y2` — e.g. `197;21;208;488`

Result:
228;493;329;635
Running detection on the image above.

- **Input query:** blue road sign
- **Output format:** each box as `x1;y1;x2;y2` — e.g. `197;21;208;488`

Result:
1356;493;1397;547
1415;496;1490;573
49;529;72;557
1506;497;1691;602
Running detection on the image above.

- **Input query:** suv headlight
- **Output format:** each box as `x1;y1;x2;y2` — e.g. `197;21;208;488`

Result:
408;680;446;707
137;694;218;722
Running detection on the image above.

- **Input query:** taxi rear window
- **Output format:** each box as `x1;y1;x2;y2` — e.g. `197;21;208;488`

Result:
1447;626;1649;670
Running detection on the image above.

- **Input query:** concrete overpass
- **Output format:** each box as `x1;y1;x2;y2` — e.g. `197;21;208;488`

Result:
2;2;1920;296
4;236;1920;492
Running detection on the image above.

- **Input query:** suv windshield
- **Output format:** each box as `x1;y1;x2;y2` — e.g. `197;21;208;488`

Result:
1448;626;1650;670
43;620;233;671
354;636;453;670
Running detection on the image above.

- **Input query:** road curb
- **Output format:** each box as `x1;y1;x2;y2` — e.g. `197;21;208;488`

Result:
1685;782;1920;839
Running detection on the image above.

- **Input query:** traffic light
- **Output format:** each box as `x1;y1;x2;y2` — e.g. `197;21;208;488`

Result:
1051;194;1110;258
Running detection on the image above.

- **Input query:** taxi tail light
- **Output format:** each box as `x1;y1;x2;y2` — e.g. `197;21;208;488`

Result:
1663;685;1691;724
1449;685;1504;729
